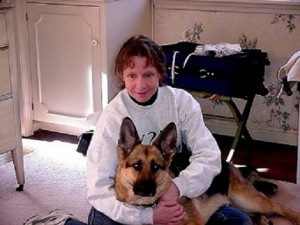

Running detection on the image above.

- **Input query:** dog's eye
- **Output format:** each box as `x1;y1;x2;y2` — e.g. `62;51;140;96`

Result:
151;162;162;172
153;164;159;172
132;161;142;171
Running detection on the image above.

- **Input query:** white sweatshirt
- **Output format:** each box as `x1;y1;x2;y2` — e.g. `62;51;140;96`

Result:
86;86;221;225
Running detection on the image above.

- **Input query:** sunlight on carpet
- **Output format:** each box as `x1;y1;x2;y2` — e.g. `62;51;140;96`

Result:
0;138;89;225
22;138;86;170
234;164;270;173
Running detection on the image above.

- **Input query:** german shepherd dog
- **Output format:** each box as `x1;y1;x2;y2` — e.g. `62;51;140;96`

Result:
115;117;300;225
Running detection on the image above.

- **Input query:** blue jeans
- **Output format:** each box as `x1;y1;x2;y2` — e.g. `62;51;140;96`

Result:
63;207;120;225
65;218;87;225
88;207;123;225
86;205;252;225
207;205;252;225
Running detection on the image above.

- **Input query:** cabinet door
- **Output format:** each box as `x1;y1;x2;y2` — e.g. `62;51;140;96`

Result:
0;13;8;46
27;3;101;130
0;98;17;154
0;48;12;97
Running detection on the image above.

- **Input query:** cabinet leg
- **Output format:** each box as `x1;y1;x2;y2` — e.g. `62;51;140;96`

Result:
11;148;25;188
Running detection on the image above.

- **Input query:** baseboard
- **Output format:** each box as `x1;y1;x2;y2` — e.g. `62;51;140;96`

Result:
32;121;95;136
206;120;298;146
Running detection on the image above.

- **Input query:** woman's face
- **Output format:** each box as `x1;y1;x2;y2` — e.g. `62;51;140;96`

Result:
122;56;161;103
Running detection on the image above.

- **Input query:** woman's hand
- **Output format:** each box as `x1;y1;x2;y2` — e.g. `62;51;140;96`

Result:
153;200;185;225
152;182;185;225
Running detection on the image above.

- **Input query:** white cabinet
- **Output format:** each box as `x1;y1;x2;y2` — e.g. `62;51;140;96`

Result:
0;4;25;190
27;3;101;132
0;99;17;152
24;0;151;135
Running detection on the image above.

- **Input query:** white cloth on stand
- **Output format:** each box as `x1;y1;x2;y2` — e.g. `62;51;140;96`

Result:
277;51;300;97
278;51;300;82
194;43;242;57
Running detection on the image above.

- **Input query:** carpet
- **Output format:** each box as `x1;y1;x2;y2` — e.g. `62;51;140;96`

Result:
0;139;299;225
0;147;34;167
0;139;90;225
265;178;300;225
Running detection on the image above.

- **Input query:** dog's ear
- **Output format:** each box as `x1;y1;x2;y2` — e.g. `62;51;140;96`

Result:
153;122;177;161
118;117;141;155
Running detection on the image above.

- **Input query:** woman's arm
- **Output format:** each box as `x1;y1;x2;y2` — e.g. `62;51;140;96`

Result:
173;91;222;198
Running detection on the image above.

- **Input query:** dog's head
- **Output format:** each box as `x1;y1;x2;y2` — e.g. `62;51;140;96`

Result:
115;117;177;205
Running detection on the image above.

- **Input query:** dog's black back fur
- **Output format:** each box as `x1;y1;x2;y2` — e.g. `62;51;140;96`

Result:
170;144;230;196
206;160;230;196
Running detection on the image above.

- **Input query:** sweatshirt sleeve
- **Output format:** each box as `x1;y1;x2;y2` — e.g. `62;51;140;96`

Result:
86;115;153;225
172;91;222;198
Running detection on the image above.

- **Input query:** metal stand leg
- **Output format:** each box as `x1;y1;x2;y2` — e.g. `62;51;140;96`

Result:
225;95;255;162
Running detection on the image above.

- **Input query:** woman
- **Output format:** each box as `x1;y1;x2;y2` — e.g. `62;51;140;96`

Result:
86;35;252;225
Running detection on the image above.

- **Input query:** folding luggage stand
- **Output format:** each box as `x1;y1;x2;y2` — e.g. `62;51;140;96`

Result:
162;42;270;162
190;91;255;162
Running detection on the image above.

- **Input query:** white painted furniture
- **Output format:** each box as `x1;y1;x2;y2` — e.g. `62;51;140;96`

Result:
21;0;151;136
0;2;25;191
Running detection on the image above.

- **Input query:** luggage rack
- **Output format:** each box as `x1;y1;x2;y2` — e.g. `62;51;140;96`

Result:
161;41;270;162
189;91;255;162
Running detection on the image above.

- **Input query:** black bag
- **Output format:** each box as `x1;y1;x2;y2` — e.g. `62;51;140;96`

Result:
161;42;270;98
76;130;94;155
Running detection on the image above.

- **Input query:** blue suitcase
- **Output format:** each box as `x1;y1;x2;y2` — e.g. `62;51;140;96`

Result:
161;42;270;98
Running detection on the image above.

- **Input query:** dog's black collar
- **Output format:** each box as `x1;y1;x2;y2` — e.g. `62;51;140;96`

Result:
134;202;158;208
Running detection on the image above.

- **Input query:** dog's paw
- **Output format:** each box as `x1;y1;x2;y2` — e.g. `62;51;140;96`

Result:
253;214;273;225
253;181;278;196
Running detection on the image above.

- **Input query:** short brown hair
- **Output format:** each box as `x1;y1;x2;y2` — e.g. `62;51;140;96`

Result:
114;35;167;90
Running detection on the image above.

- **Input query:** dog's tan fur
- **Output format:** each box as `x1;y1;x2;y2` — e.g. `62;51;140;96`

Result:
115;117;300;225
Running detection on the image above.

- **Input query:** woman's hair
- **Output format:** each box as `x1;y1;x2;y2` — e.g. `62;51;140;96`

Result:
114;35;167;90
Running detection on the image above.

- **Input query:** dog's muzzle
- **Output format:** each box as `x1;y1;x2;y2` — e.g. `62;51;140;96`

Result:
133;179;157;197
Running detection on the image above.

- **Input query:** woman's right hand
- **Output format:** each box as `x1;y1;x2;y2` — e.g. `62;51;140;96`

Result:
153;200;185;225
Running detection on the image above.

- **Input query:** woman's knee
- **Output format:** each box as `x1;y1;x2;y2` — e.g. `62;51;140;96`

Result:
207;205;252;225
88;207;123;225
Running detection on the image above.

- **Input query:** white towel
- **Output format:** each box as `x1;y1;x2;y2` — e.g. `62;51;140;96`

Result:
277;51;300;97
278;51;300;82
194;43;242;57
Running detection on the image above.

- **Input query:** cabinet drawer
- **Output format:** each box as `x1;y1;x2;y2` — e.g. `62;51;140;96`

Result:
0;48;11;97
0;98;17;154
0;13;8;46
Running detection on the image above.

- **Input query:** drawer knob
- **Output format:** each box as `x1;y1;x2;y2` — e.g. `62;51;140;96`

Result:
92;40;98;46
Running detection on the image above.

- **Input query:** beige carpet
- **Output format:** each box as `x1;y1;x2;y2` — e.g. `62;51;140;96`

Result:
0;147;34;167
0;138;299;225
266;179;300;225
0;139;90;225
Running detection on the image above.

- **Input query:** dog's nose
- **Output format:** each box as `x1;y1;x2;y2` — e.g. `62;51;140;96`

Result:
133;180;156;197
